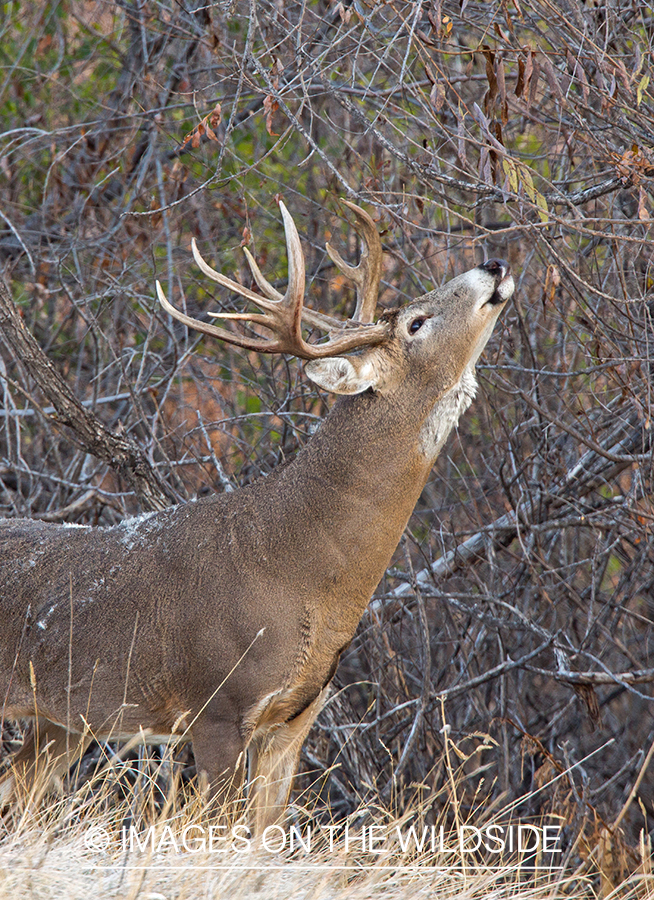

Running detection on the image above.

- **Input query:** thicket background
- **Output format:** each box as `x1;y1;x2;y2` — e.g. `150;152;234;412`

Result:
1;0;653;880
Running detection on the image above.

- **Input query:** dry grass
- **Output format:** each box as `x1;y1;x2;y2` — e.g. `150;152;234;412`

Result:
0;815;649;900
1;738;653;900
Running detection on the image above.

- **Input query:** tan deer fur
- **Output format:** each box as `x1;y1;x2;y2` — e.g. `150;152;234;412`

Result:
0;201;513;832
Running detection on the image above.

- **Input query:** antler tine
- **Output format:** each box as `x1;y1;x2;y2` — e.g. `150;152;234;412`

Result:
242;246;282;302
157;200;390;360
243;240;344;333
278;200;306;347
192;239;281;314
243;247;284;303
325;200;383;324
156;280;281;353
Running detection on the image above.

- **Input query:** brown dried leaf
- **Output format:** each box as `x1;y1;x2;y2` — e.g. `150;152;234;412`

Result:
479;146;492;185
534;759;556;789
335;2;352;24
424;63;438;85
524;48;534;88
638;186;650;220
510;0;524;19
209;103;222;128
496;57;508;124
263;95;280;137
610;145;654;186
430;81;446;112
573;684;602;731
515;57;525;98
182;105;222;149
543;264;561;306
483;47;498;114
428;0;441;32
541;55;565;105
417;29;437;48
614;59;631;93
528;60;540;106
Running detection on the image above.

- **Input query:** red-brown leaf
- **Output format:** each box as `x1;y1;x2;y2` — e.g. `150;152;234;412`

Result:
263;95;280;137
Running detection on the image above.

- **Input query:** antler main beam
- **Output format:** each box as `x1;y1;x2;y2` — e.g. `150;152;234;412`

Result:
156;200;389;361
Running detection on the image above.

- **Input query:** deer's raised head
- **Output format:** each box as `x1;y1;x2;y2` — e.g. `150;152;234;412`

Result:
157;200;513;421
305;257;512;409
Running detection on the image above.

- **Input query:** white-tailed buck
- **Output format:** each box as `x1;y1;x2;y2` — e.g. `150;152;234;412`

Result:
0;201;513;831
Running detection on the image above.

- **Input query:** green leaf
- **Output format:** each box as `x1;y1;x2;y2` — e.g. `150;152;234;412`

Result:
519;165;536;202
535;191;549;223
637;74;650;107
502;158;518;193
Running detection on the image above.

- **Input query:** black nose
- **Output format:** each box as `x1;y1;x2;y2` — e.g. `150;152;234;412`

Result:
480;258;510;280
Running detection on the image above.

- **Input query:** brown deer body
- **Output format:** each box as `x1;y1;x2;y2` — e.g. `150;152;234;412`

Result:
0;202;513;830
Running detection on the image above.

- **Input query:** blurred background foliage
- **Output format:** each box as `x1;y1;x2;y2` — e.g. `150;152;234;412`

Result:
1;0;654;876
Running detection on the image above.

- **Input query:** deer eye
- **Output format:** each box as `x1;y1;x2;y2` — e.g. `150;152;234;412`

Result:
409;317;426;335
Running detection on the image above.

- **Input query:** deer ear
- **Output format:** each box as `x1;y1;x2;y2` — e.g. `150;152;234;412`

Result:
305;355;382;395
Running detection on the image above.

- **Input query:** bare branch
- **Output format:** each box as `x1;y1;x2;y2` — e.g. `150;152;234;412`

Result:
0;282;173;511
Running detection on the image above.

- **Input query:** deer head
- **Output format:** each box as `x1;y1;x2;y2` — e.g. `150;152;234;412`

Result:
157;200;512;442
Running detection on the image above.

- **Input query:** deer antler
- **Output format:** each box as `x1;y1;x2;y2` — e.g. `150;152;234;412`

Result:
156;200;389;360
326;200;383;324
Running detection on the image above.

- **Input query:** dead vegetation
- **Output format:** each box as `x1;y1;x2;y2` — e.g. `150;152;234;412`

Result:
1;724;652;899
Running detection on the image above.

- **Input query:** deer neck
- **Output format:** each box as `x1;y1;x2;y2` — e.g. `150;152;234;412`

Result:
257;373;476;636
299;368;477;502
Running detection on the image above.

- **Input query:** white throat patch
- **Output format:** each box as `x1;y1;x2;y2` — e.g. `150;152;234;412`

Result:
418;368;478;459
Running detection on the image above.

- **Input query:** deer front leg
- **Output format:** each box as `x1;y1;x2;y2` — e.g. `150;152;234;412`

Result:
247;687;328;834
190;716;247;820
